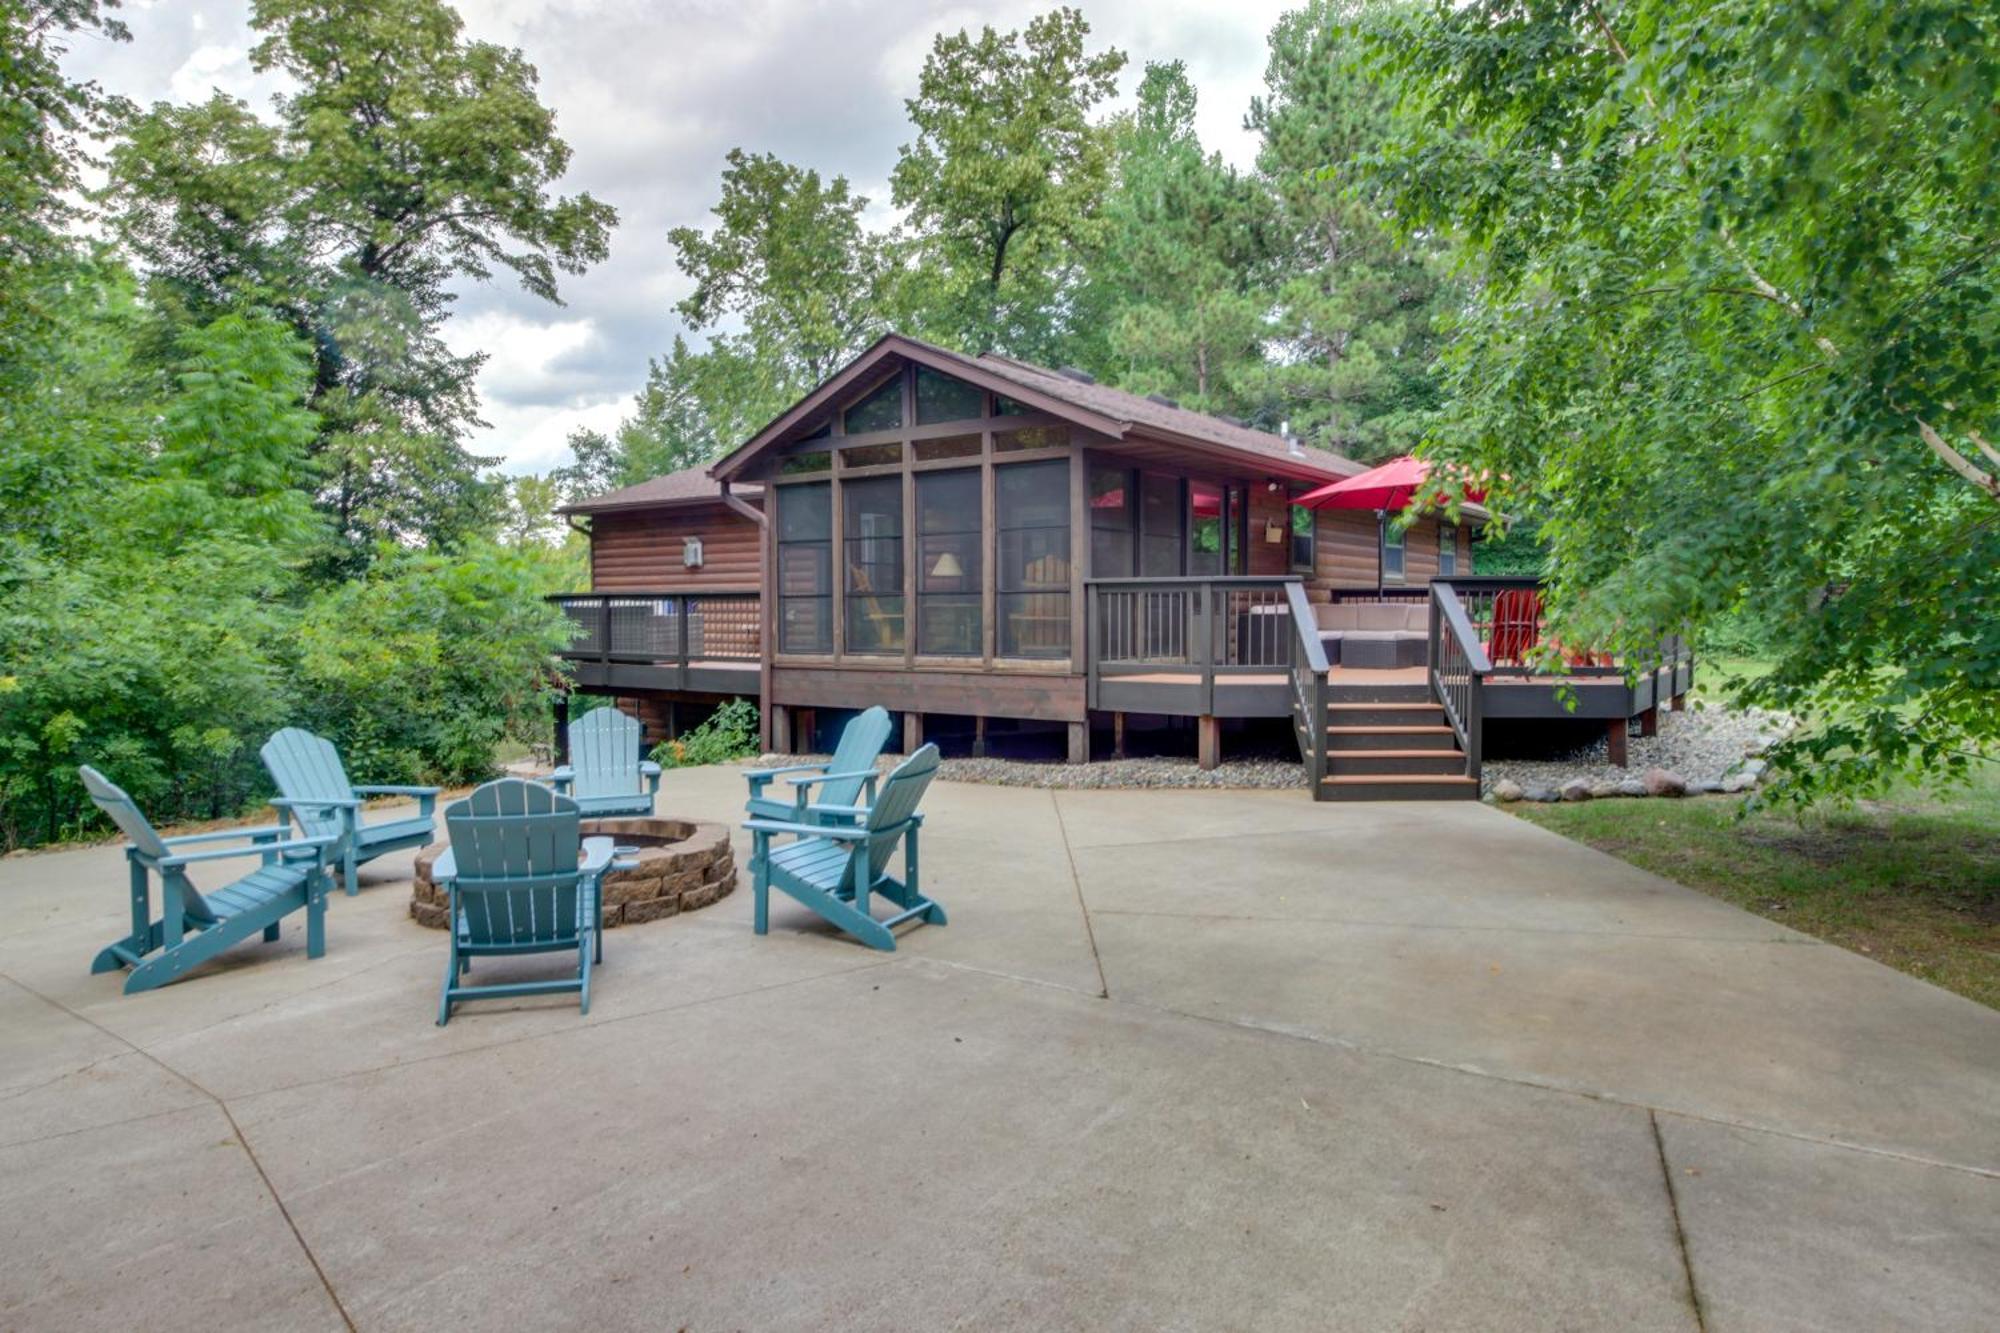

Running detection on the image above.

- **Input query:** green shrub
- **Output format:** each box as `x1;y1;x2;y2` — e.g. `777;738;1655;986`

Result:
652;699;760;769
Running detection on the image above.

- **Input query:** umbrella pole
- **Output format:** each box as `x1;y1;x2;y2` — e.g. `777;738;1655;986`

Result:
1376;510;1385;600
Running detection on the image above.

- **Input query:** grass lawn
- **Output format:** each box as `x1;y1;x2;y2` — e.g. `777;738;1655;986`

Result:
1512;763;2000;1011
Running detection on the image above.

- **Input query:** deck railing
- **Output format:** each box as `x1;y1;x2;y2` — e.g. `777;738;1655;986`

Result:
1285;580;1332;783
1085;576;1302;718
1427;582;1491;783
549;590;761;691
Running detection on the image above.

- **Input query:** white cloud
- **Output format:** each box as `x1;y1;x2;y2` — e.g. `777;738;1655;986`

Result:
63;0;1296;475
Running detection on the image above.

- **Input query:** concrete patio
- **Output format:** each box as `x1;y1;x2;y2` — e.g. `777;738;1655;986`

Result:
4;768;1997;1331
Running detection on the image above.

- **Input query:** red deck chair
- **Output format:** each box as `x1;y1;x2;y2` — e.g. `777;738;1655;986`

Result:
1487;587;1544;668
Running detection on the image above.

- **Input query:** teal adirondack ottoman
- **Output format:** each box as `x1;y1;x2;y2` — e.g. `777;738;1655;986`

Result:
79;766;337;994
261;727;440;895
745;743;947;952
433;778;623;1025
742;704;893;825
549;706;661;817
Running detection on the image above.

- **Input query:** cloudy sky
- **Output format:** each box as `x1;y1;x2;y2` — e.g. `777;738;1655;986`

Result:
63;0;1299;475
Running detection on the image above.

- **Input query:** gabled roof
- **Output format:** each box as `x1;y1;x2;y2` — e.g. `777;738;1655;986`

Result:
560;465;760;516
707;333;1365;484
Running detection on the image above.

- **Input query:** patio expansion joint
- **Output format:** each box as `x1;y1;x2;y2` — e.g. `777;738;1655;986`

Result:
0;971;359;1332
1050;791;1111;1000
1650;1109;1709;1333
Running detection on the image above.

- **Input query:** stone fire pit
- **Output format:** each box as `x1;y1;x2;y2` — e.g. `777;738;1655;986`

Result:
411;817;738;930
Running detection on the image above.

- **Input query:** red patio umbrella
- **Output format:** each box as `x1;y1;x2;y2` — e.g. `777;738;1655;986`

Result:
1295;456;1487;596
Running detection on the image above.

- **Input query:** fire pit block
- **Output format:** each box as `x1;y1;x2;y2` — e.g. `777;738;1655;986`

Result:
411;816;737;930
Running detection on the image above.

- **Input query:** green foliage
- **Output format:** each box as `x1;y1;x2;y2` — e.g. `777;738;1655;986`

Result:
1471;523;1547;579
293;541;571;785
670;151;886;388
1245;0;1454;458
1364;0;2000;802
104;0;615;567
890;6;1127;358
1074;62;1271;413
652;700;761;769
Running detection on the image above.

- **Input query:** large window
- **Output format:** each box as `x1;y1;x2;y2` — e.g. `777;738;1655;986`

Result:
1290;489;1317;572
997;460;1071;658
843;475;904;654
1382;520;1407;583
776;483;832;654
916;470;982;656
1089;466;1134;578
914;367;984;425
1139;473;1183;575
1190;482;1243;576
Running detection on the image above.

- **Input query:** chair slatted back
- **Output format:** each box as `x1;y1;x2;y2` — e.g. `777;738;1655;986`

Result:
822;706;894;809
79;766;171;861
445;779;584;948
569;707;645;799
261;728;354;845
864;744;940;878
1489;588;1545;668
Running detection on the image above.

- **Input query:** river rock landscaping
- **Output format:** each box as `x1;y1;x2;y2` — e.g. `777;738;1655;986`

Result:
1482;703;1792;802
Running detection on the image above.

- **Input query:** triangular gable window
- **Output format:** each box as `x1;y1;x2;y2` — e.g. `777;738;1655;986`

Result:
843;378;903;434
914;366;985;425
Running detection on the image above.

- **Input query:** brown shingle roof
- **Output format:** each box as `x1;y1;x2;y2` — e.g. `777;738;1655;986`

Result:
965;347;1365;480
708;333;1367;484
560;465;760;515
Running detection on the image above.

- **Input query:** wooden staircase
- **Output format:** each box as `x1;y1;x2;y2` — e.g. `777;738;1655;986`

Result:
1308;679;1479;802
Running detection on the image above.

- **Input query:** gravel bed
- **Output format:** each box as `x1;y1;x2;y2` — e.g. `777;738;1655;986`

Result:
750;752;1306;791
1480;703;1792;798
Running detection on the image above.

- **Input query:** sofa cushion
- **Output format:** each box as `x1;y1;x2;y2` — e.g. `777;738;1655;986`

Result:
1351;603;1425;631
1313;604;1362;631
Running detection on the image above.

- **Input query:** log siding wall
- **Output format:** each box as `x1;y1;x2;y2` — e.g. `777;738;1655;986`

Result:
589;503;762;592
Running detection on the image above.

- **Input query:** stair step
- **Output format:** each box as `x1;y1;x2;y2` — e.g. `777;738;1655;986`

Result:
1324;683;1434;704
1323;702;1447;727
1318;773;1481;802
1325;725;1459;751
1326;749;1468;776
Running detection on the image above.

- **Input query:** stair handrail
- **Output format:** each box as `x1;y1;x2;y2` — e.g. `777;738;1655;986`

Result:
1427;582;1488;784
1284;580;1330;788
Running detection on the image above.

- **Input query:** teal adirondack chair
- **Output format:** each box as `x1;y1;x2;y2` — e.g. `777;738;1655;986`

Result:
79;766;337;994
742;705;893;825
432;779;623;1025
549;706;661;817
261;728;439;895
744;743;946;952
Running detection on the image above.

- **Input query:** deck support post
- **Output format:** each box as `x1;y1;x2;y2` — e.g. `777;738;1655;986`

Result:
1197;715;1221;771
904;711;923;756
1636;706;1658;738
1067;721;1089;765
796;709;816;754
1606;717;1629;769
553;694;570;766
971;715;987;758
771;705;793;755
1669;692;1687;711
1112;711;1126;759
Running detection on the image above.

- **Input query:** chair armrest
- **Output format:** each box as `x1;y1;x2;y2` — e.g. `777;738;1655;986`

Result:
640;760;662;794
161;823;294;846
804;801;871;820
430;847;457;884
161;834;337;869
267;796;361;811
352;784;441;797
577;836;617;877
743;763;827;786
549;766;574;783
741;818;867;840
785;768;880;790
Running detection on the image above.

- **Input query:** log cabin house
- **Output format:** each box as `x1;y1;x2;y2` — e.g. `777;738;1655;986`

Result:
554;334;1691;800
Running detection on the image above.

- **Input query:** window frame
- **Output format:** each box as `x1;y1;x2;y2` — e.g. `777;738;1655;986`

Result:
774;482;833;655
